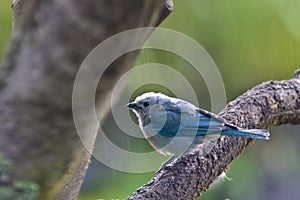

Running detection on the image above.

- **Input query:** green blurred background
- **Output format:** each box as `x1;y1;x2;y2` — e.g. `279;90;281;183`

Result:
1;0;299;199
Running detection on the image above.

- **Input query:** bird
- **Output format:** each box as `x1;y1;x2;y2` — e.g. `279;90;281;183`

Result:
127;92;270;156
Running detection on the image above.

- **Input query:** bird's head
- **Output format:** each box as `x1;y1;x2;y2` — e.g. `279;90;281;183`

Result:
127;92;195;125
126;92;180;119
126;92;167;119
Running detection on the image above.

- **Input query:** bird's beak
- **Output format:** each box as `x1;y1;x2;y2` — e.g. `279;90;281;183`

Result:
126;102;137;109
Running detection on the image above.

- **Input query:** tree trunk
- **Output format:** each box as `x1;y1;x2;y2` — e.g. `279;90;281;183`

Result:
0;0;173;199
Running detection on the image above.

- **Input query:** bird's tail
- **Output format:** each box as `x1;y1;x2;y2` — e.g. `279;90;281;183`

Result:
223;129;270;140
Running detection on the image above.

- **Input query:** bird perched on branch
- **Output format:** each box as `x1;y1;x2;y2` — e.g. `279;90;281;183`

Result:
127;92;270;156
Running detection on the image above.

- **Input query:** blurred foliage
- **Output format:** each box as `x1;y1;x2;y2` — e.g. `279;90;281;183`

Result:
0;0;299;200
0;153;39;200
0;1;12;58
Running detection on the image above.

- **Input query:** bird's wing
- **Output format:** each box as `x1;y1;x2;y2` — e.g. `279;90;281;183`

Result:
150;108;269;140
150;110;182;137
195;108;225;127
195;109;270;140
183;108;239;133
150;108;238;137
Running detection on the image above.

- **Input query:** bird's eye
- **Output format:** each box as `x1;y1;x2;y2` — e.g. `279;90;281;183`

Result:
143;101;149;107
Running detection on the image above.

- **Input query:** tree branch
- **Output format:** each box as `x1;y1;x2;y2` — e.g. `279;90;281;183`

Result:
0;0;173;199
127;70;300;199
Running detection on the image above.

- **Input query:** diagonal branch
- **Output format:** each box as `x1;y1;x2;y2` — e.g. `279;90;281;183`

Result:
127;70;300;199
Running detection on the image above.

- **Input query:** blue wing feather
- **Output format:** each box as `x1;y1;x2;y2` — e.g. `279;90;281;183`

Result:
150;108;225;137
180;109;226;136
150;111;181;136
150;108;269;140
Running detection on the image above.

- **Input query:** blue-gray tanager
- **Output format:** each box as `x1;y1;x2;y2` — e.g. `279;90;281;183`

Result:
127;92;269;156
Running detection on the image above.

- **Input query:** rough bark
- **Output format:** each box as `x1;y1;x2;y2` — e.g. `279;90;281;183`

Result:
0;0;173;199
127;70;300;199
